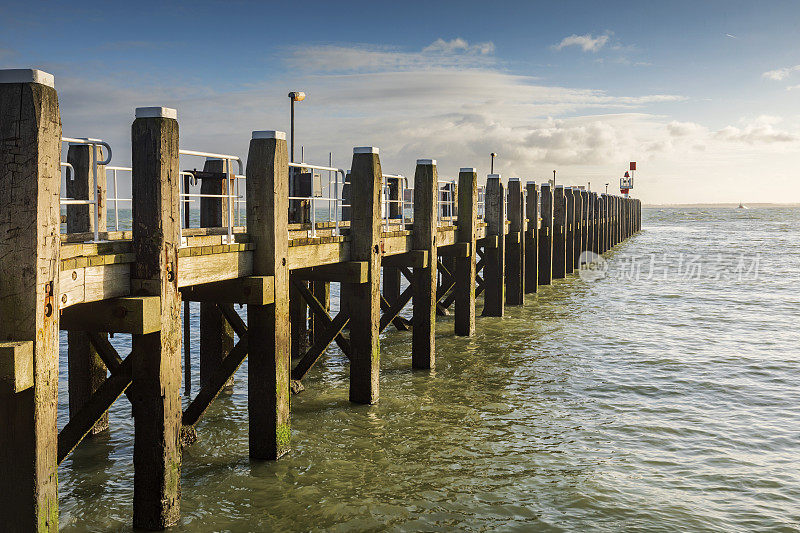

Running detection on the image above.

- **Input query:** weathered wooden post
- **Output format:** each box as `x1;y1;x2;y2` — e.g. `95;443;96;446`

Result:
593;193;600;254
564;187;574;275
482;174;505;316
580;190;588;261
538;182;553;285
199;159;235;393
552;185;566;279
130;106;182;529
524;182;538;293
412;159;437;369
600;194;608;253
572;187;582;270
586;191;594;258
66;141;109;435
246;130;291;458
344;147;382;401
0;68;60;532
505;178;524;305
454;167;477;336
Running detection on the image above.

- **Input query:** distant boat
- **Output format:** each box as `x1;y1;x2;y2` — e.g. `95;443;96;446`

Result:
738;202;748;209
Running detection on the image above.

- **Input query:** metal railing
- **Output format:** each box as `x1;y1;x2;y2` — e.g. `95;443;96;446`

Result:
59;137;113;242
179;150;244;243
477;186;485;218
382;173;408;232
288;161;346;237
438;179;456;223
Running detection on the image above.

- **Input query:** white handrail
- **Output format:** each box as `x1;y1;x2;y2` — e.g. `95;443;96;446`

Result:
289;161;347;237
60;137;113;241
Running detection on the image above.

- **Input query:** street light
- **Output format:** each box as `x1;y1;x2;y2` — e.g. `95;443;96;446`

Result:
288;91;306;163
553;170;556;187
605;183;609;194
490;152;497;174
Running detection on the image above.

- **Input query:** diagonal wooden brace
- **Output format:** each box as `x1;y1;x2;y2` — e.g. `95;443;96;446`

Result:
292;279;352;359
380;284;413;333
291;311;350;381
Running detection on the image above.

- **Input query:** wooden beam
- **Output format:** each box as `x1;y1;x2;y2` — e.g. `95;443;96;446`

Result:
379;294;412;331
437;242;470;257
290;311;350;381
455;167;477;336
382;249;428;268
482;175;505;317
477;235;499;249
505;179;525;306
181;276;274;305
412;159;437;370
380;284;413;333
524;182;539;294
60;296;161;334
181;337;248;431
0;341;34;395
293;261;368;283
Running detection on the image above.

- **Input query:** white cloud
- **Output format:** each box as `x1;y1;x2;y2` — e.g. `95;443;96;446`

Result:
553;32;610;53
762;65;800;81
714;115;798;144
422;38;494;56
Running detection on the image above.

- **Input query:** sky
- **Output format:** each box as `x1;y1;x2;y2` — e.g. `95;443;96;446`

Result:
2;0;799;203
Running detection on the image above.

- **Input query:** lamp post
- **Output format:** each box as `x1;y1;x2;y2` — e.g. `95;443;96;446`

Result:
553;170;556;187
605;183;609;194
490;152;497;174
288;91;306;163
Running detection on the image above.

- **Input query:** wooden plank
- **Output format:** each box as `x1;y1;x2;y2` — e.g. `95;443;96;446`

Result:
177;250;253;288
382;249;428;268
293;261;368;283
60;296;161;334
477;235;499;249
181;276;275;305
288;240;349;269
437;242;470;257
0;75;61;531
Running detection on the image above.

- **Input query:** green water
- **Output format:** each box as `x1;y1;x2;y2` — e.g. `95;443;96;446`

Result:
58;208;800;531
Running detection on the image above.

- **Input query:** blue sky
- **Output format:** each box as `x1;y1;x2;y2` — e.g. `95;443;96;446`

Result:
2;0;799;202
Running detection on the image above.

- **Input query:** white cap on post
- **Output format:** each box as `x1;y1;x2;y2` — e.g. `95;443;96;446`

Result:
416;159;436;165
0;69;54;87
555;184;564;189
487;173;501;180
508;177;520;182
135;107;177;119
252;130;286;140
459;167;476;173
353;147;379;154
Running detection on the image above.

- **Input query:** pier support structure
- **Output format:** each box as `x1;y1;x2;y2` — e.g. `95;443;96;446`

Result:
482;174;505;316
412;159;438;369
538;183;553;285
552;185;566;279
130;106;182;529
565;187;575;275
505;178;524;305
454;168;477;336
524;182;538;293
0;68;61;533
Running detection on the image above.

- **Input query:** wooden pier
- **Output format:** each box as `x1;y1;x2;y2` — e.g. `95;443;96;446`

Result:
0;69;642;531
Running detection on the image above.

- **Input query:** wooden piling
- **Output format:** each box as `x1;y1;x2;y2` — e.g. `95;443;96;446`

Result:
344;147;382;401
524;182;538;294
552;185;566;279
538;183;553;285
199;158;235;394
482;174;505;316
580;190;588;262
66;142;109;435
572;188;582;270
0;68;61;533
586;191;594;258
505;178;525;305
412;159;437;369
454;168;477;336
246;130;291;458
382;176;403;329
565;187;574;275
130;106;182;529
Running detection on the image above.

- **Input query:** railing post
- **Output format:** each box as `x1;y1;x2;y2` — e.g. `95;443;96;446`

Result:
246;130;291;458
524;182;538;293
0;68;61;533
130;106;182;529
412;159;437;369
505;178;524;305
565;187;575;275
345;147;382;402
199;159;234;394
66;142;109;436
538;183;553;285
454;167;477;336
552;185;566;279
482;174;505;316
